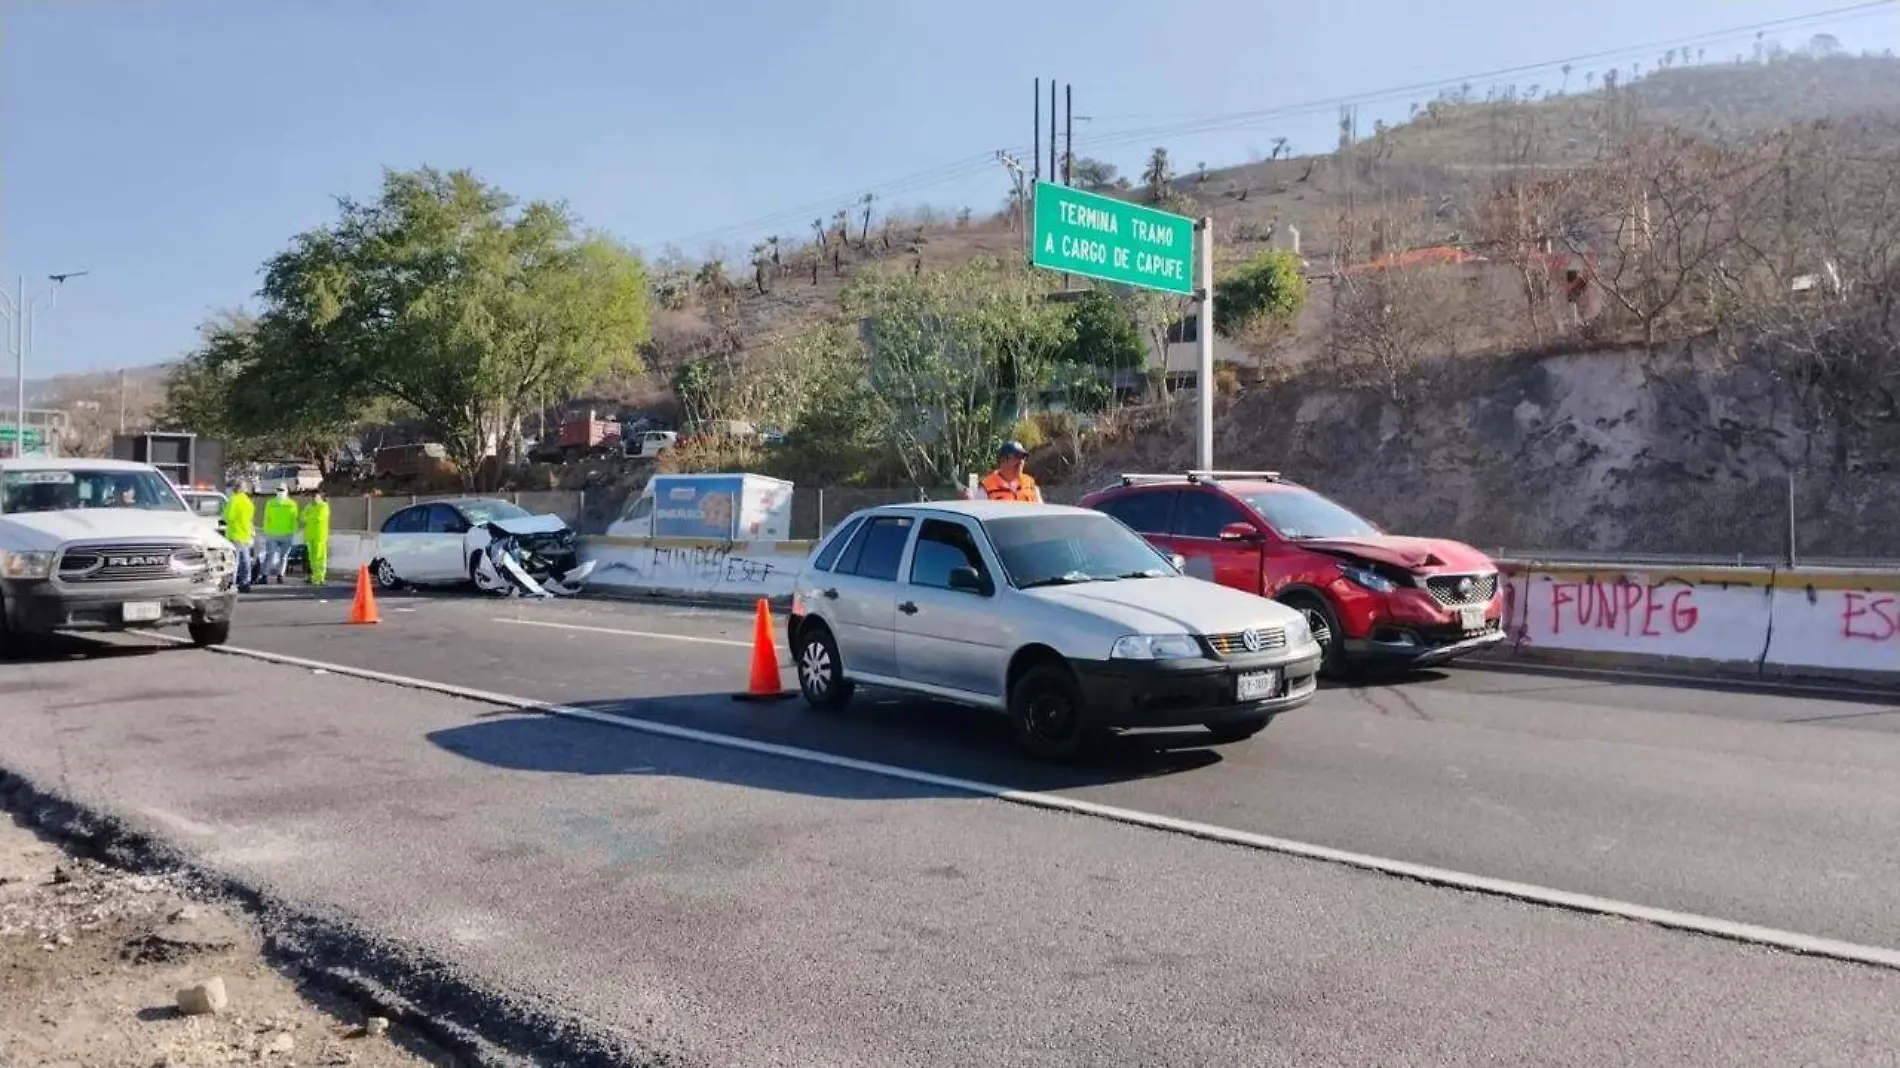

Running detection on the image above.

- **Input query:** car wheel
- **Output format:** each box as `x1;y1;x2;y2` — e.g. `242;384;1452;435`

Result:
1204;717;1271;744
188;620;231;647
795;623;854;711
1008;662;1098;764
1285;593;1350;679
371;557;405;591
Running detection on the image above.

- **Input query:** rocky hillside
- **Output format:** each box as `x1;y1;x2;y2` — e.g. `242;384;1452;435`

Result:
1072;338;1900;562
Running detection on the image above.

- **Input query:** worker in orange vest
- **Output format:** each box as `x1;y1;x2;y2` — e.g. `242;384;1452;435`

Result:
979;441;1043;502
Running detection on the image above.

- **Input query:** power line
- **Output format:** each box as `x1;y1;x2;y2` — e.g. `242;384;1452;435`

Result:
649;0;1895;252
1067;0;1897;155
655;150;1024;250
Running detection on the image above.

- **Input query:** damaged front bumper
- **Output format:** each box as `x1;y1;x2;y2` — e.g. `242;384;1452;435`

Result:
1344;625;1506;666
472;526;595;599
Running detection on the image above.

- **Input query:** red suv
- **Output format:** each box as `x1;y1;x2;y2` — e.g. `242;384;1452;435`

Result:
1078;471;1504;675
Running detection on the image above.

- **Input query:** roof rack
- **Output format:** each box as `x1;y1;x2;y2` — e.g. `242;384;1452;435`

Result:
1187;469;1282;482
1118;470;1284;487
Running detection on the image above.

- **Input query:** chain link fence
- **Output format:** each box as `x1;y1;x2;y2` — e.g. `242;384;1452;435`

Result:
325;474;1900;567
324;491;588;531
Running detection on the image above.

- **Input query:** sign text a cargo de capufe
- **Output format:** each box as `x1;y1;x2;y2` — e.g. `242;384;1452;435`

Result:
1047;200;1189;285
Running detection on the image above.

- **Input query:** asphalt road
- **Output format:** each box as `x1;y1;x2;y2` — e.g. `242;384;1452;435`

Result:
0;586;1894;1066
228;585;1900;948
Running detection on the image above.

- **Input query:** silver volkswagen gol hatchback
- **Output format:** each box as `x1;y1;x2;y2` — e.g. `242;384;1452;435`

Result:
786;500;1322;762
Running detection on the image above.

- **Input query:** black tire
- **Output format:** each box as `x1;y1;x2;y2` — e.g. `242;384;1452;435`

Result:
1008;662;1099;764
188;620;231;647
370;557;406;591
1283;593;1352;679
1204;717;1271;744
794;622;854;711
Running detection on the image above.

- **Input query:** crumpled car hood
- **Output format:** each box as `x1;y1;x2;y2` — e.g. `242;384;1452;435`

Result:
1292;534;1494;573
488;514;570;537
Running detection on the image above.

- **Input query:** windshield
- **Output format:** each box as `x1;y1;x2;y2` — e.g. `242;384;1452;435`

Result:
1239;489;1382;539
1;468;188;515
457;499;533;525
985;512;1177;589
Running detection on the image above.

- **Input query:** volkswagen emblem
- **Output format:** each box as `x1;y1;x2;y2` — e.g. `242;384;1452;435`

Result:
1455;576;1475;599
1241;628;1265;653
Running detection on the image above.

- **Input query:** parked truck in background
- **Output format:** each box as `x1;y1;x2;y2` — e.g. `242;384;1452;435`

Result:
111;433;227;490
607;473;794;541
528;414;623;463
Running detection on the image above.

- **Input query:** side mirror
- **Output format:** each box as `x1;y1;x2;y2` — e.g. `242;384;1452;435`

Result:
1218;522;1261;542
947;566;989;594
1169;554;1188;571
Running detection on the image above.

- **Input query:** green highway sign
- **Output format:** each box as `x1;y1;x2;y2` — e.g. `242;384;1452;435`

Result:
0;426;45;447
1030;180;1196;295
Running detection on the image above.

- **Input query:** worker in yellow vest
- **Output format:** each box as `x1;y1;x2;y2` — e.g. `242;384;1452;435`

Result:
260;486;300;586
302;490;331;585
222;483;257;593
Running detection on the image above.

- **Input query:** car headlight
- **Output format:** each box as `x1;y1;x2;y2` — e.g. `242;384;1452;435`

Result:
0;551;57;579
1110;633;1202;660
1338;563;1399;594
1283;613;1312;647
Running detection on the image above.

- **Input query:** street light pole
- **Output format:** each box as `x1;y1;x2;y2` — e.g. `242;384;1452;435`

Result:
0;272;87;457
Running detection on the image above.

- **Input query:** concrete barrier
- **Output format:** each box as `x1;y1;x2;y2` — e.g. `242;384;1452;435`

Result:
568;538;1900;685
580;536;812;606
1497;560;1900;685
325;532;377;575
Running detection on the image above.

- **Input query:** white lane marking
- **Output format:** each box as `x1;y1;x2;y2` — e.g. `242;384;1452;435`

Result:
153;635;1900;973
489;617;751;648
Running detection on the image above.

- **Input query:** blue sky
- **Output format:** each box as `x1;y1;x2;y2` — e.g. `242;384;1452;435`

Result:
2;0;1893;377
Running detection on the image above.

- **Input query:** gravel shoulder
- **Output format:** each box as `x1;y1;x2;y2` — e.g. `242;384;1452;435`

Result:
0;809;448;1068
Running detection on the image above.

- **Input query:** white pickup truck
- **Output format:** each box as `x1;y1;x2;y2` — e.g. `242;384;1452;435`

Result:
0;457;240;649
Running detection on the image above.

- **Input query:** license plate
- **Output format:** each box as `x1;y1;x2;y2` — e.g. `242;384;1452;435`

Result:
122;601;162;623
1458;605;1486;631
1236;670;1280;702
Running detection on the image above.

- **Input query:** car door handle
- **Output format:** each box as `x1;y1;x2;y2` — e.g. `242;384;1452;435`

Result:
898;601;918;615
821;588;839;600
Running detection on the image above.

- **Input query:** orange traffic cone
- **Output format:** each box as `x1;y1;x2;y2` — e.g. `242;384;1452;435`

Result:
349;563;381;625
732;597;792;702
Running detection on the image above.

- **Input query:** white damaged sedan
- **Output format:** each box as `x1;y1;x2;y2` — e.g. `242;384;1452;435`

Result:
367;497;595;598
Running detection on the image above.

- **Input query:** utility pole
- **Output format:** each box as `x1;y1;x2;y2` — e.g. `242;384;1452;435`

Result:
118;369;127;434
1061;83;1075;291
0;272;86;458
1032;78;1040;184
997;151;1029;258
1048;79;1057;182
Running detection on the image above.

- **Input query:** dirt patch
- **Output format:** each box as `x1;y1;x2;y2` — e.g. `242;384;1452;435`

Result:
0;812;452;1067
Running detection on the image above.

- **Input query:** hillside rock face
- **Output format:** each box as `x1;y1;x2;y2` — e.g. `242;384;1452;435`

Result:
1097;345;1900;560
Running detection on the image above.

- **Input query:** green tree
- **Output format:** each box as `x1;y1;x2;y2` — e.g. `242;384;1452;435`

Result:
844;258;1073;490
1214;250;1308;341
1072;157;1119;189
1142;148;1173;202
154;310;358;470
1053;290;1146;412
254;167;650;482
775;321;893;484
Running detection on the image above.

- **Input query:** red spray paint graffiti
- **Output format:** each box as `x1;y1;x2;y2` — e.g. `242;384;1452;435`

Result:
1549;578;1700;637
1841;592;1898;643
